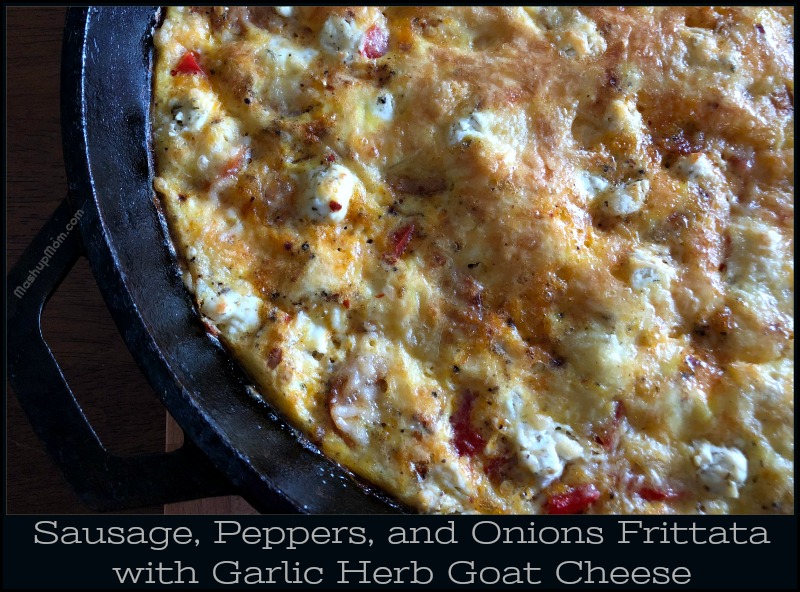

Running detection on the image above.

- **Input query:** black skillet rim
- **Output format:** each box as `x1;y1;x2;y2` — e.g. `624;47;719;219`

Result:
59;6;406;514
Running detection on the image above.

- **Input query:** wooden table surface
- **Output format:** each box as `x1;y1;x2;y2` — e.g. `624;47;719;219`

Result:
6;7;255;515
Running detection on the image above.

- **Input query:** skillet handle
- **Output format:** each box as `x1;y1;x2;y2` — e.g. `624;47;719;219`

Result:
8;198;235;511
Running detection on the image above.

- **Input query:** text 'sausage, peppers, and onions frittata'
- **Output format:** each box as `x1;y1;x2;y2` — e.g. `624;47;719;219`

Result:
153;7;793;514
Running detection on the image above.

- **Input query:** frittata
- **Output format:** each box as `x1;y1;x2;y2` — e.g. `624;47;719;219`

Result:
153;6;794;514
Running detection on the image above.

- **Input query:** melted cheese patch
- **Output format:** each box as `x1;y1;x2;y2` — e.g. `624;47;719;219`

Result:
154;7;794;515
303;164;358;223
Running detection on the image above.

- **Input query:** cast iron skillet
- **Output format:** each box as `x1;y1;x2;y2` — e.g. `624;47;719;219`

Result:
8;6;405;514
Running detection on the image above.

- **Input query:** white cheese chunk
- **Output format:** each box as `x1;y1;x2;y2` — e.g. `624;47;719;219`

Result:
605;98;644;137
628;245;675;291
450;109;528;173
575;170;611;202
450;111;494;145
290;311;330;354
274;6;293;18
557;12;606;58
184;89;214;131
196;279;263;337
525;6;567;30
329;354;387;446
525;8;605;58
165;87;217;137
320;15;364;62
617;65;643;94
727;218;787;286
693;442;748;499
630;266;661;290
603;178;649;216
419;457;474;514
206;118;239;157
562;327;636;390
304;164;359;223
190;115;244;186
674;153;719;183
684;28;720;67
279;312;329;391
723;218;792;361
264;35;318;70
328;306;349;335
683;27;740;73
504;392;584;488
372;92;395;121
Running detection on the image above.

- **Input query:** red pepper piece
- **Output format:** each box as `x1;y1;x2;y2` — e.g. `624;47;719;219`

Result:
384;223;415;264
638;486;681;502
171;51;205;76
450;391;486;457
360;25;389;59
545;484;601;515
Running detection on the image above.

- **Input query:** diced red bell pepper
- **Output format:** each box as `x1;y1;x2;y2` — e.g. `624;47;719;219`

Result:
638;486;681;502
450;391;486;457
545;484;601;514
171;51;205;76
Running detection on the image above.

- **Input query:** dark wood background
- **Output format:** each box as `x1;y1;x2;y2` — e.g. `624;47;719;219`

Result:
6;7;255;514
